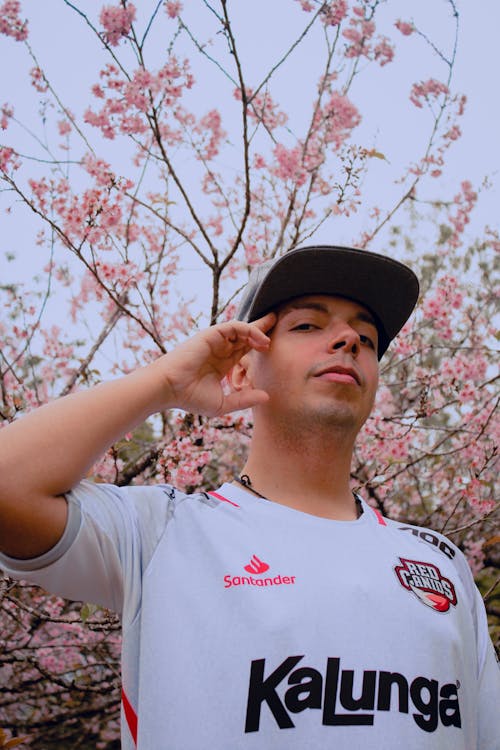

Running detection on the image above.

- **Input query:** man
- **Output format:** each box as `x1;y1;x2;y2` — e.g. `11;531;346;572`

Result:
0;245;498;749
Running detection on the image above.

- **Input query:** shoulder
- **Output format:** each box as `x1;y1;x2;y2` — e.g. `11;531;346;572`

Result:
67;479;221;530
384;516;459;563
68;479;187;512
382;514;477;596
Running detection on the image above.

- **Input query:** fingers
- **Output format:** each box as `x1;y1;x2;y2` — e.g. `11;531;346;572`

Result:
251;311;277;334
239;312;277;351
214;312;276;355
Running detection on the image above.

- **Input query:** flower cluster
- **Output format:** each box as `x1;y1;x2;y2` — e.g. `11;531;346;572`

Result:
342;5;395;66
58;118;72;136
314;90;361;149
421;274;463;339
271;143;307;185
447;180;477;246
164;0;183;18
82;152;117;187
30;66;48;93
234;87;288;132
0;145;19;172
1;580;122;747
296;0;348;26
193;109;227;161
321;0;348;26
0;103;13;129
99;2;136;46
410;78;449;108
0;0;28;41
85;57;193;140
395;19;414;36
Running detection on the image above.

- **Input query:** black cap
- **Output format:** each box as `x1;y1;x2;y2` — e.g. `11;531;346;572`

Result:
236;245;419;358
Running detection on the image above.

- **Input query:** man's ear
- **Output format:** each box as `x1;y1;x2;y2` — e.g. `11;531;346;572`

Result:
227;353;254;392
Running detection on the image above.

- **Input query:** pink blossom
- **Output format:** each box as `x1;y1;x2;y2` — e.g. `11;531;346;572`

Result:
373;37;394;66
92;83;105;99
253;153;266;169
361;20;375;37
194;109;226;160
457;382;476;404
58;119;72;136
343;27;363;45
342;11;390;65
444;125;461;141
244;244;261;266
314;91;361;149
444;180;477;247
461;478;496;516
29;177;50;212
165;0;182;18
321;0;348;26
0;145;20;171
30;66;48;93
84;106;115;139
272;143;307;185
0;102;13;129
207;215;223;236
100;3;136;46
0;0;28;40
463;538;485;576
410;78;449;108
120;113;148;134
395;20;414;36
41;325;74;363
244;89;287;131
295;0;314;11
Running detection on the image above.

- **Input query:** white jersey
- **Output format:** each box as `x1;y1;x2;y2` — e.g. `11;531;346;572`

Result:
1;480;499;749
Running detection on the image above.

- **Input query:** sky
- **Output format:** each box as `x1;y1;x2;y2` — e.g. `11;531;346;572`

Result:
1;0;498;299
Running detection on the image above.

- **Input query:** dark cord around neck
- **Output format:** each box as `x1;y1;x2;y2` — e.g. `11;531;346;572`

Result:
235;474;363;518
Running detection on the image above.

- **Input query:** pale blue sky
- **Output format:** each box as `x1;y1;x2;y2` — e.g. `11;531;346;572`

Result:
1;0;498;290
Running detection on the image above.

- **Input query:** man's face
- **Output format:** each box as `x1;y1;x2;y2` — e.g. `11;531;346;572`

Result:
244;294;380;434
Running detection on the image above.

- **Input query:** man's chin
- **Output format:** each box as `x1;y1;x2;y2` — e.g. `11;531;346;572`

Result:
283;401;366;433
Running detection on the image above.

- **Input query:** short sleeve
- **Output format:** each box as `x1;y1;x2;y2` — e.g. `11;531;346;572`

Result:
0;480;178;618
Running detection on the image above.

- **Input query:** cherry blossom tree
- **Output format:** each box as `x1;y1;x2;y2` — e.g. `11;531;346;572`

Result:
0;0;498;745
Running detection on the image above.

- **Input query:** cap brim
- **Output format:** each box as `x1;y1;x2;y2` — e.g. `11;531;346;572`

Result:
240;246;419;358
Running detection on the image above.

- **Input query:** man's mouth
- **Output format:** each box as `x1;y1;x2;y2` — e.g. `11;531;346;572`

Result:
313;365;361;385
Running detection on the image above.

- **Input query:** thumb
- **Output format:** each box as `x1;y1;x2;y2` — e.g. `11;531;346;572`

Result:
219;388;270;415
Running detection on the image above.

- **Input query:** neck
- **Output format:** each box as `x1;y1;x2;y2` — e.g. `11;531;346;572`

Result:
239;417;359;520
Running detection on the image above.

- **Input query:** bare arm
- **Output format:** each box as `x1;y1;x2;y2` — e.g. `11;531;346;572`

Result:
0;314;275;559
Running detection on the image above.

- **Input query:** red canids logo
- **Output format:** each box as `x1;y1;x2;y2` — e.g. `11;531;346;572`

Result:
244;555;269;574
395;558;457;613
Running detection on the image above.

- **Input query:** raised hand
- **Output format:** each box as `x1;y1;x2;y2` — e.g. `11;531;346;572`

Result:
158;312;276;417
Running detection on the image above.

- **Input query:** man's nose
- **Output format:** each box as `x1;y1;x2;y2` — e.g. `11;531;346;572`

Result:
328;325;360;355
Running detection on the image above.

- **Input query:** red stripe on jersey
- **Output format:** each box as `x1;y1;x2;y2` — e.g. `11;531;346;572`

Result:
208;490;240;508
372;508;387;526
122;688;138;745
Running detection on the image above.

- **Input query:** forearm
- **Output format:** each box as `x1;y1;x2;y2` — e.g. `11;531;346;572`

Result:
0;359;171;557
0;359;170;502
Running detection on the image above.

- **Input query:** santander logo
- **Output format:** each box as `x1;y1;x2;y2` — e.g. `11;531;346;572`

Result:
224;555;296;589
244;555;269;574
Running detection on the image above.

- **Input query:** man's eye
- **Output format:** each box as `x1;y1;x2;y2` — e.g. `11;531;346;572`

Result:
360;334;375;348
291;323;317;331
